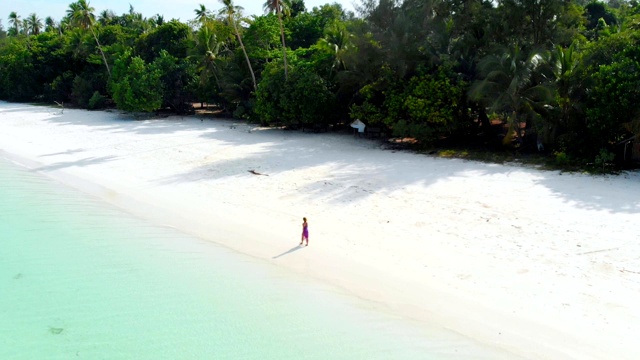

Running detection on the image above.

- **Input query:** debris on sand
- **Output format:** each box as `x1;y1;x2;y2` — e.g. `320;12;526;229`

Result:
248;170;268;176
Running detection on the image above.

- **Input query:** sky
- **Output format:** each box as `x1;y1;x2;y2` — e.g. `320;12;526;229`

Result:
2;0;358;24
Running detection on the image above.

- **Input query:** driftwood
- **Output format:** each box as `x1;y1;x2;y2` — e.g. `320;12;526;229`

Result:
248;170;268;176
54;101;64;114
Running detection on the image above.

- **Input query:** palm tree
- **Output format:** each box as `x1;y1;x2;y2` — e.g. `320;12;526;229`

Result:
67;0;111;77
44;17;57;33
24;13;43;36
97;10;115;26
318;22;352;75
191;24;225;91
218;0;257;92
8;11;21;35
470;44;553;146
149;14;165;28
65;2;81;23
194;4;212;24
122;5;148;34
546;43;581;144
107;5;146;34
58;16;71;33
263;0;289;80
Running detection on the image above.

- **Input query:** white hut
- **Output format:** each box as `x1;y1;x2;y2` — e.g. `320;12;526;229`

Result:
350;119;366;135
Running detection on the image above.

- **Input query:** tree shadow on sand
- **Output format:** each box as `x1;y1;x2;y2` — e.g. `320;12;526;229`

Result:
34;156;119;172
534;171;640;214
23;103;238;137
156;125;640;214
9;103;639;214
155;126;515;205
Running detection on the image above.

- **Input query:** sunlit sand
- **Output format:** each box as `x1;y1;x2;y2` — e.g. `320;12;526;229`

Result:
1;101;639;359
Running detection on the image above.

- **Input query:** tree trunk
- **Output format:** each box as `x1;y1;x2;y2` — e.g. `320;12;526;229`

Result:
211;70;222;97
277;2;288;81
232;20;257;92
478;105;492;134
90;26;111;78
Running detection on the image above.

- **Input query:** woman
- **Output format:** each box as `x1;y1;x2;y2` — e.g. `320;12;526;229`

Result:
300;217;309;246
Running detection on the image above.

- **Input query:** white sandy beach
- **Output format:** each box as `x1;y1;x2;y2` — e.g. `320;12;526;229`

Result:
1;101;639;359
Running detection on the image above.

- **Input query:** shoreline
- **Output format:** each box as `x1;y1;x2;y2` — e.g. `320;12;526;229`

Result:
2;102;639;359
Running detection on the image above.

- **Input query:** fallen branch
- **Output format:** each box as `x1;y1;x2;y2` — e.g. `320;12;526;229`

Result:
577;247;619;255
54;101;64;114
620;268;640;275
248;170;268;176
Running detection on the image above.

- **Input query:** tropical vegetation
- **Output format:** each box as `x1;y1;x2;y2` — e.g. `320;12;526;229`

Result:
1;0;640;169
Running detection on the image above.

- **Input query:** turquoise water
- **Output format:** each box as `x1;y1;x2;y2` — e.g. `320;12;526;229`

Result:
0;156;499;359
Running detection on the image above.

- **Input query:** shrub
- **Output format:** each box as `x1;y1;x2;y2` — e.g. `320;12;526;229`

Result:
87;91;106;110
71;75;93;108
554;151;570;166
45;71;74;103
255;64;335;127
594;148;615;172
349;67;467;145
109;51;163;112
392;119;435;143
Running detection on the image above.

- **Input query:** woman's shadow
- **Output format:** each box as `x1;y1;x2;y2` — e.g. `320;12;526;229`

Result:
272;245;305;259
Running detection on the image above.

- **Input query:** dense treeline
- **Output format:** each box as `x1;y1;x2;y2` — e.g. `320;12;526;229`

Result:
1;0;640;168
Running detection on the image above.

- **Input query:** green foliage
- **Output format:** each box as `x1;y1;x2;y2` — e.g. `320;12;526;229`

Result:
497;0;565;47
1;0;640;170
348;77;389;128
286;13;324;50
392;71;466;142
244;14;282;63
584;34;640;153
471;44;554;147
311;3;350;26
0;39;37;101
404;73;464;127
0;31;77;101
280;67;335;126
584;2;618;30
135;20;190;62
289;0;307;17
45;71;75;102
391;119;435;142
152;50;197;113
189;22;230;105
87;91;106;109
316;21;353;77
99;25;134;47
350;68;466;144
71;75;94;107
255;64;334;126
109;50;162;112
233;98;254;120
554;3;588;46
254;64;286;124
594;147;615;172
554;151;571;165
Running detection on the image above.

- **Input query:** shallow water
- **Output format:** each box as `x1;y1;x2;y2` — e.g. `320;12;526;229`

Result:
0;156;502;359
